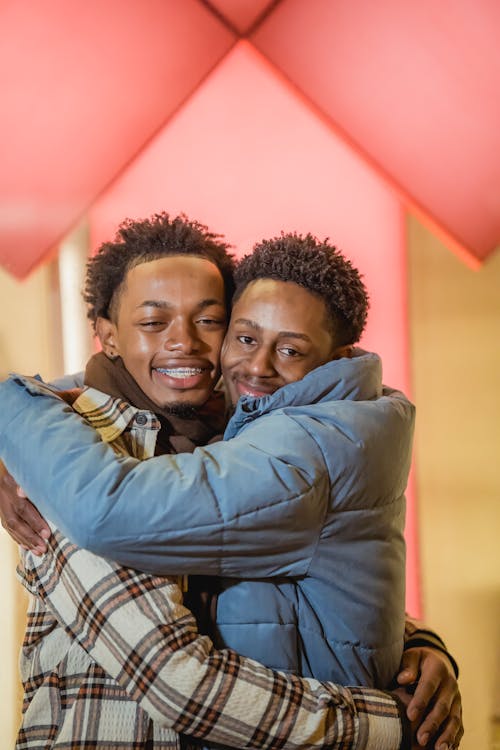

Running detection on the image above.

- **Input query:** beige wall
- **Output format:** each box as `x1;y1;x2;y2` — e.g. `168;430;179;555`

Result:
0;261;62;382
408;216;500;750
0;221;499;747
0;259;63;746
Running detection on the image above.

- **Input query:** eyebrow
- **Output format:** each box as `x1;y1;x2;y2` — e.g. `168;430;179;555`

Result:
233;318;311;342
136;298;225;311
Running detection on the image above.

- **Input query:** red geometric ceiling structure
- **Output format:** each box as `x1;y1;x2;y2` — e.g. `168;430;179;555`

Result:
0;0;236;277
1;0;454;615
252;0;500;266
206;0;277;34
1;0;499;278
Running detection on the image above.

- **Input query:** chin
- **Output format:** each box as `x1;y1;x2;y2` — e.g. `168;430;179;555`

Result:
162;401;200;418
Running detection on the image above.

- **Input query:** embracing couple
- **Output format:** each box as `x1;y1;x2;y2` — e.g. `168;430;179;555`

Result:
0;213;462;750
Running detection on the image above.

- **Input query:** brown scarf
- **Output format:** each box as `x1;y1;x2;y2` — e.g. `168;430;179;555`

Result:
84;352;226;455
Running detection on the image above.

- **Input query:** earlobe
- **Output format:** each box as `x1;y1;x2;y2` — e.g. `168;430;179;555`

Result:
96;317;119;360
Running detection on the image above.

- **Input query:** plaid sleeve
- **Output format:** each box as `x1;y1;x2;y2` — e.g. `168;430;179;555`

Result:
20;529;405;750
403;616;459;677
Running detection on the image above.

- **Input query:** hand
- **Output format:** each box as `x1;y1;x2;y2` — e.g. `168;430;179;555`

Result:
391;686;425;750
0;461;50;554
397;646;463;749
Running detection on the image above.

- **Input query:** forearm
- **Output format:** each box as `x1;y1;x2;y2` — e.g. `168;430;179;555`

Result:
0;375;323;576
20;529;406;750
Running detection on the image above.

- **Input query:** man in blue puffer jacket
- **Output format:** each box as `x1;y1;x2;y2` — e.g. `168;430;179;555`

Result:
199;350;410;688
0;232;413;695
186;235;413;688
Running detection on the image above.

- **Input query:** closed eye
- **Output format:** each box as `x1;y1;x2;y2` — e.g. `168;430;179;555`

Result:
140;320;166;328
197;317;225;327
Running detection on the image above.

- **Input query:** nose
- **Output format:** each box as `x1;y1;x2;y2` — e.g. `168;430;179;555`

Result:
164;317;199;353
246;346;275;377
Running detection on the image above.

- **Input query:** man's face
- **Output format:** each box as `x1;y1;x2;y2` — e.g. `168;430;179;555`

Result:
98;255;227;409
222;279;345;406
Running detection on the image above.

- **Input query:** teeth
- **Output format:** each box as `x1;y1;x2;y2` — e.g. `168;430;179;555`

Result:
156;367;203;379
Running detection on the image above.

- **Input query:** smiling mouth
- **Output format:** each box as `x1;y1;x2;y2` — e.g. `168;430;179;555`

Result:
237;381;275;398
155;367;205;379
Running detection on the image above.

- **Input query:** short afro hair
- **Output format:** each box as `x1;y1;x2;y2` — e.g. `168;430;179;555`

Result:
234;232;369;346
84;212;235;327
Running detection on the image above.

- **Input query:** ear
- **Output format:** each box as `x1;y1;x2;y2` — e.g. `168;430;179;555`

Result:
330;344;354;361
96;317;119;359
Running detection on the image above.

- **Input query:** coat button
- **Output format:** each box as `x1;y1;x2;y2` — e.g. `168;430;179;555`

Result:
135;413;148;425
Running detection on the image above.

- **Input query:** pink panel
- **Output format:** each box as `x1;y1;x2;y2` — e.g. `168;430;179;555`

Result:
88;41;420;614
0;0;234;277
253;0;500;263
208;0;278;34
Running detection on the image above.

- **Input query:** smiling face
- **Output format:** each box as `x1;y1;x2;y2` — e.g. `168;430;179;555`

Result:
96;255;227;409
222;279;350;406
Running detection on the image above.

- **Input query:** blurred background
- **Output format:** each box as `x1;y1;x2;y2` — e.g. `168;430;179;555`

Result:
0;1;499;747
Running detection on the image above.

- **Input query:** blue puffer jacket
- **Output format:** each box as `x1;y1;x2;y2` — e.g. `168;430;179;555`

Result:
0;351;414;687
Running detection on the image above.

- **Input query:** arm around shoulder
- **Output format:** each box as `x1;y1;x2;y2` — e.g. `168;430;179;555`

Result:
21;530;407;750
0;378;328;576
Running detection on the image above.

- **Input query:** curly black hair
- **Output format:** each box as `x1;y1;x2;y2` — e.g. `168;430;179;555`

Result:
234;232;369;346
84;212;235;327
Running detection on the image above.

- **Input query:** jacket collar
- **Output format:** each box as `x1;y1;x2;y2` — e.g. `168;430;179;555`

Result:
224;349;382;439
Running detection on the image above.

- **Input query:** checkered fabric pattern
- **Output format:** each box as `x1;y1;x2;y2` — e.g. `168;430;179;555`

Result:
15;378;406;749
